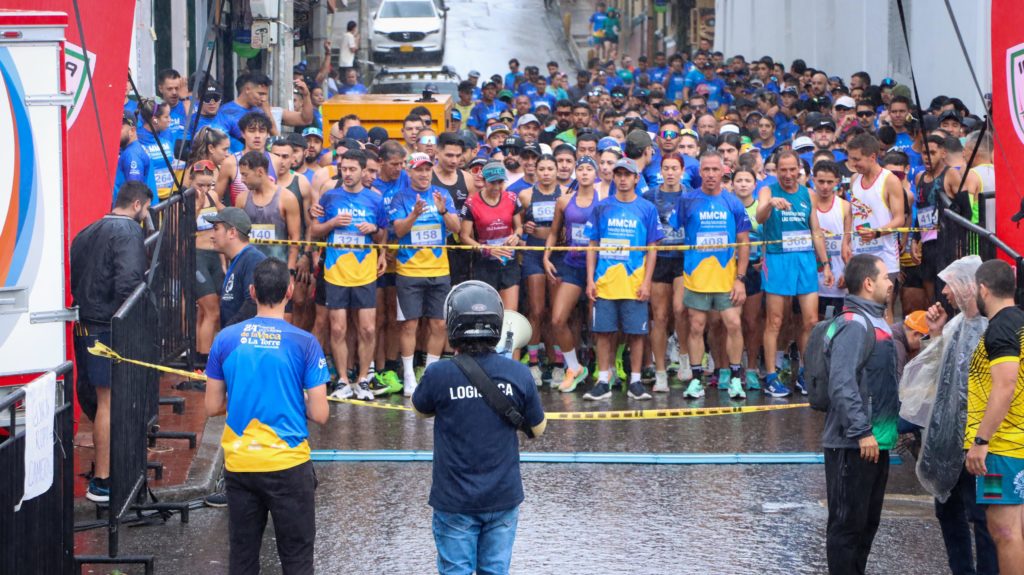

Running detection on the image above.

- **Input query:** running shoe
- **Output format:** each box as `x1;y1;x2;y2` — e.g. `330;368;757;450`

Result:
376;370;403;395
583;381;612;401
86;477;110;503
795;367;808;396
529;364;543;387
728;377;747;400
641;366;656;382
559;366;589;393
652;371;670;393
330;383;354;400
541;364;554;385
676;362;693;384
627;381;652;400
368;377;390;396
765;373;791;398
203;490;228;508
403;380;417;398
717;368;730;390
354;380;375;401
550;366;565;388
615;354;627;383
682;378;705;399
745;370;762;391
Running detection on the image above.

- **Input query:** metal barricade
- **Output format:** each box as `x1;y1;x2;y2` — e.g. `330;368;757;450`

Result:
938;195;1024;304
147;189;197;369
0;362;75;575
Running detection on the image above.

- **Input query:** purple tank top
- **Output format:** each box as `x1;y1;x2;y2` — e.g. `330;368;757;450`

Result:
563;192;597;268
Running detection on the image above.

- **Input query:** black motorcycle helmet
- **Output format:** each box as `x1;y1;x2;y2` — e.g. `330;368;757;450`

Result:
444;281;504;345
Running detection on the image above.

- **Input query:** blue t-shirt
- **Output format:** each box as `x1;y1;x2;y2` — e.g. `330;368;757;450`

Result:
506;177;533;195
468;100;509;130
165;100;188;148
339;83;368;95
589;11;607;36
697;77;730;111
136;126;178;195
665;71;686;102
517;82;538;99
219;245;267;325
206;316;329;472
585;194;664;300
683;68;704;91
113;140;157;205
412;352;544;513
531;92;558;112
213;101;261;153
675;190;751;293
644;187;687;259
504;72;522;92
648;66;668;85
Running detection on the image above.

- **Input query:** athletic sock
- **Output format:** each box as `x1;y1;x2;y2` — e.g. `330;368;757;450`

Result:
563;349;581;372
730;363;744;381
425;354;440;368
690;365;704;381
598;370;610;383
527;344;540;364
630;372;641;384
402;356;415;384
367;362;376;378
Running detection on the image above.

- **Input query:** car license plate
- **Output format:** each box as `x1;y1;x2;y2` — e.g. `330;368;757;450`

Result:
399;44;413;53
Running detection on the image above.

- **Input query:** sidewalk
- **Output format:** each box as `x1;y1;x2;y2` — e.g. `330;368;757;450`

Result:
557;0;600;70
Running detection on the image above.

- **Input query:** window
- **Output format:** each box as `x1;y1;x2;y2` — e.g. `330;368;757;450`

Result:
380;1;436;18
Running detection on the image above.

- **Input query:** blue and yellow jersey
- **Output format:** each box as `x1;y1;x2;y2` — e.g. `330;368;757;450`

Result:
318;187;387;287
388;185;457;278
675;190;751;293
205;317;330;473
585;195;663;300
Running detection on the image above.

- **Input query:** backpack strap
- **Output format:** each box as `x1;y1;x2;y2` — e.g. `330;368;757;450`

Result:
452;354;535;438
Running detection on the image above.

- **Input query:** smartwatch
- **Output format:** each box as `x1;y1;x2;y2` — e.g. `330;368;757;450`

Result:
974;436;989;446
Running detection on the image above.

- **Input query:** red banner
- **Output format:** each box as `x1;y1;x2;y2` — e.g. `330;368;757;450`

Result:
4;1;135;236
992;0;1024;258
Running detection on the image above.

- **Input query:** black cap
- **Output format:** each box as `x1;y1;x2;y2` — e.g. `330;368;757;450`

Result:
502;135;524;151
521;142;542;157
286;132;306;149
367;126;389;147
937;109;963;126
813;118;837;132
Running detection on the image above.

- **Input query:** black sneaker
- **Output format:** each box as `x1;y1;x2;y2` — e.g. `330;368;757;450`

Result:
583;381;612;401
204;490;228;508
368;377;390;396
641;367;656;381
627;381;652;400
86;477;110;503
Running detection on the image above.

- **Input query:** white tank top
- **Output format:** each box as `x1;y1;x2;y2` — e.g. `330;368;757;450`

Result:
850;168;900;272
971;163;995;193
816;197;847;298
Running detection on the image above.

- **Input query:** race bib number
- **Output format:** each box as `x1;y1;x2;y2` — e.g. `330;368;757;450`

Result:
600;238;630;260
825;235;842;256
154;168;173;190
918;206;938;228
485;237;507;246
570;224;587;244
250;224;277;241
662;224;685;243
695;231;729;249
782;230;813;252
332;231;365;247
854;234;882;254
532;201;556;223
411;223;443;246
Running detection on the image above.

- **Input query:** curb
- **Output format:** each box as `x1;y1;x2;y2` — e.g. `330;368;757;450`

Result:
554;0;586;70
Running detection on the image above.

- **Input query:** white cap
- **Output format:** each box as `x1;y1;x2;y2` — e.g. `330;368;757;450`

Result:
718;123;740;135
792;136;814;151
538;143;553;155
834;95;857;109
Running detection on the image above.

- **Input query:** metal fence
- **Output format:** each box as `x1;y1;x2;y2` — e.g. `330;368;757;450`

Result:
0;362;74;575
148;189;197;369
938;192;1024;304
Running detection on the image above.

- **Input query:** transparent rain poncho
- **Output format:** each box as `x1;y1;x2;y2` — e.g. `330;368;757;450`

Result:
901;255;987;502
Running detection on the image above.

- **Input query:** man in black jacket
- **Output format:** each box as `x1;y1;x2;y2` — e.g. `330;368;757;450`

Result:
70;181;152;503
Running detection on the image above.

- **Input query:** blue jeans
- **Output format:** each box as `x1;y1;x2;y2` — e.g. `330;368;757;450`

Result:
432;506;519;575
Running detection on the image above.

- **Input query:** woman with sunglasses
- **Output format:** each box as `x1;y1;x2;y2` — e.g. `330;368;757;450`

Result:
185;126;234;204
519;154;565;386
191;160;225;360
545;156;605;392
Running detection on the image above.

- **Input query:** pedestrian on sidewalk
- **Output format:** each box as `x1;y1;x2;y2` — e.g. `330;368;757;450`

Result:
340;20;359;74
70;181;153;503
588;2;607;59
602;6;621;63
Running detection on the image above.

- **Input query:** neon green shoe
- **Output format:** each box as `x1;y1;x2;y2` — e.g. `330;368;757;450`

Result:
376;370;403;395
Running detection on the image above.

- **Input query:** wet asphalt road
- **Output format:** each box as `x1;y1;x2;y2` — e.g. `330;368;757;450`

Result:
76;386;953;574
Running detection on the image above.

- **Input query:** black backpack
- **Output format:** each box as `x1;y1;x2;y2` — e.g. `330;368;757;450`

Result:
805;309;876;412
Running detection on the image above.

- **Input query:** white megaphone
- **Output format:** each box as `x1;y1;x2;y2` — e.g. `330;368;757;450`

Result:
495;310;532;357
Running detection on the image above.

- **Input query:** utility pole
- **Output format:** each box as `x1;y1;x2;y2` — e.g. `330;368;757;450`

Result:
646;0;657;59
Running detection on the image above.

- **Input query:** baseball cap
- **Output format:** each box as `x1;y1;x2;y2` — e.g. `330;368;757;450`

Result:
781;86;798;96
483;79;498;89
903;310;929;336
518;113;540;126
482;161;507;183
521;142;542;157
612;158;640;175
881;77;896;88
892;84;912;99
200;84;222;102
625;129;653;150
459;129;479;149
468;70;481;79
408;152;433;169
204;207;252;236
833;95;856;110
534;101;552;112
813;118;837;132
467;156;488;170
451;109;462;122
502;135;525;151
719;124;741;135
486;123;511;138
367;127;389;147
792;136;814;151
610;85;628;97
937;109;963;125
286;132;307;149
498;89;515;101
346;125;369;143
598;136;621;152
302;126;323;140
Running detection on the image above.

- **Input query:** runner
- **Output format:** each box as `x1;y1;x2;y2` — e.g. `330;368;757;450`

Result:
645;154;688;393
847;133;905;321
191;161;225;361
135;99;177;199
228;112;277;205
811;160;852;319
583;158;663;401
914;134;956;304
460;161;523;311
233;151;301;280
676;151;751;400
757;150;834;397
518;154;565;385
546;156;605;392
731;167;764;390
389;153;460;396
432;133;477;286
507;142;541;195
212;72;274;152
311;150;387;400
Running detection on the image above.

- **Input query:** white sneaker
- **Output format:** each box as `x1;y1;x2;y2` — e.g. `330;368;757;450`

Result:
354;380;375;401
550;366;565;388
529;364;543;387
668;335;680;365
678;361;693;382
330;384;354;400
653;371;670;393
403;379;417;398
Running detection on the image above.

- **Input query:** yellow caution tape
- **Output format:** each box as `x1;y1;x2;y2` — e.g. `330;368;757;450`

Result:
87;344;809;420
252;227;934;254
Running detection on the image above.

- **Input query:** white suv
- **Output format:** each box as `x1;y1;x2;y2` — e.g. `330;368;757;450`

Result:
370;0;448;64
